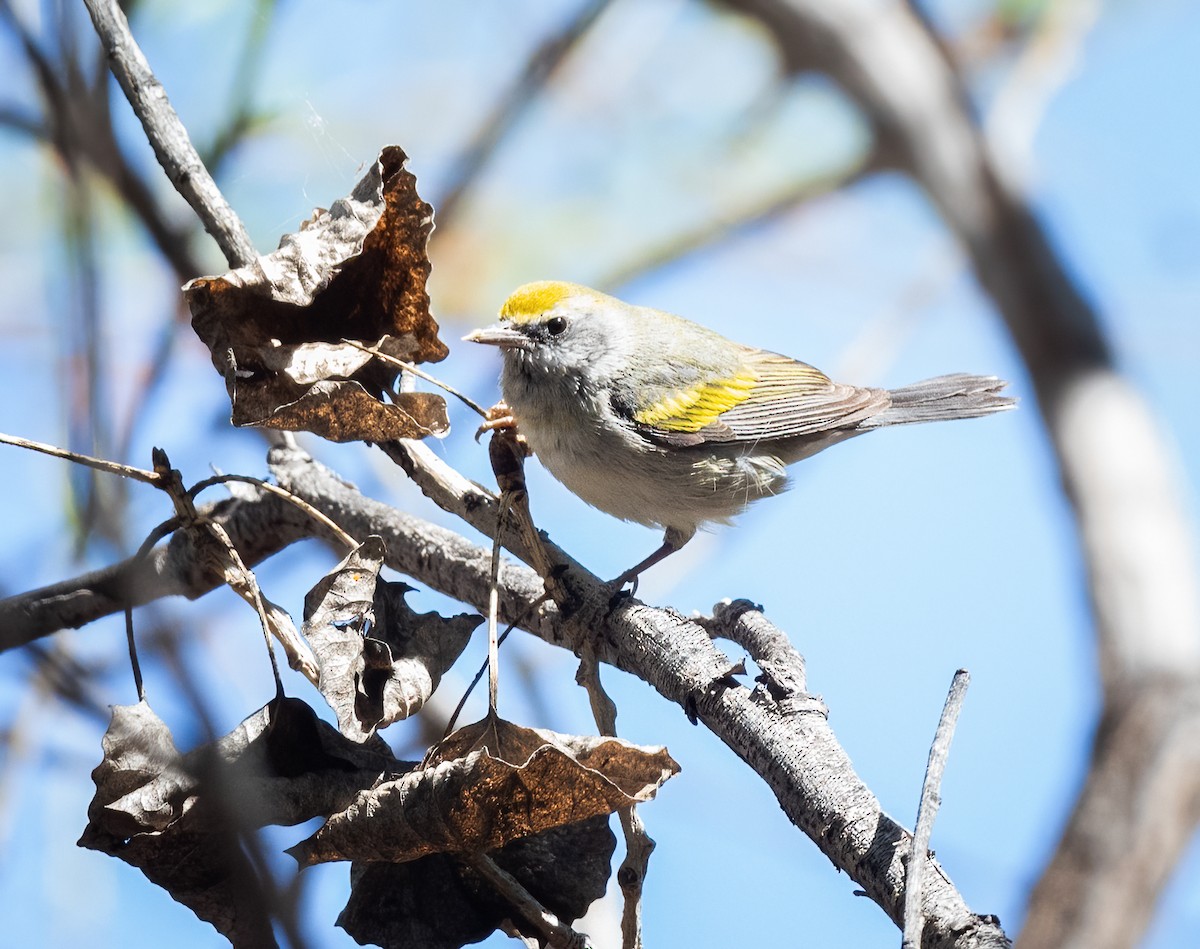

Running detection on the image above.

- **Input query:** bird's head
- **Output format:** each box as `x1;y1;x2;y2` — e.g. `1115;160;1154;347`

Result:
465;281;633;384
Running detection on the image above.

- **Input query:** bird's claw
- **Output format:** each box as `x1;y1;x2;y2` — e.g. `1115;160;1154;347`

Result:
605;584;635;615
475;402;530;454
603;571;640;614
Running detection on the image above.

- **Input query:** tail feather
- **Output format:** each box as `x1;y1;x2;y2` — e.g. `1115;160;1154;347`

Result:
861;374;1016;428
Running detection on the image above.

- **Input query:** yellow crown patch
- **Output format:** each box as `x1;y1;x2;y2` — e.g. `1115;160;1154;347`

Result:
500;281;589;323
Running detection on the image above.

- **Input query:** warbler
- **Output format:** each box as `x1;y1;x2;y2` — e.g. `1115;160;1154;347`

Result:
467;281;1014;586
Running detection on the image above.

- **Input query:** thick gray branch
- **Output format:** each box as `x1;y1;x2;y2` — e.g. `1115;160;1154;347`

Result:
0;490;312;653
700;603;1005;949
0;447;1011;947
277;449;1011;949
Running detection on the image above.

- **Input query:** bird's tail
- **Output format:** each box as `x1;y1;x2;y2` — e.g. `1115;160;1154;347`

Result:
861;374;1016;428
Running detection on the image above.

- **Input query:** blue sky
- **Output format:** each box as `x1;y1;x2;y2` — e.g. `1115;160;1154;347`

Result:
1;1;1198;946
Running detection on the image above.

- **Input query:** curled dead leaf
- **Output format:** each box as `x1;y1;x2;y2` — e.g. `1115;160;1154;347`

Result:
78;698;403;944
302;535;480;741
337;817;615;949
184;145;449;442
287;716;679;867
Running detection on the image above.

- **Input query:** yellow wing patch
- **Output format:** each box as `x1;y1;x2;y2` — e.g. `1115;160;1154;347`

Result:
634;369;758;433
500;281;590;323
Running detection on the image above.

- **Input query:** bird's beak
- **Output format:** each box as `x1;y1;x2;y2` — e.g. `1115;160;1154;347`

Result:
463;324;533;351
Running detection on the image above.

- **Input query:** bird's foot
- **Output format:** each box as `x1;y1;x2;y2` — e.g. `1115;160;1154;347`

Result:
475;402;530;453
604;572;639;613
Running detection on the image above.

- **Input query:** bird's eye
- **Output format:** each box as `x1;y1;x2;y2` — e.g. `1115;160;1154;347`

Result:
545;316;568;336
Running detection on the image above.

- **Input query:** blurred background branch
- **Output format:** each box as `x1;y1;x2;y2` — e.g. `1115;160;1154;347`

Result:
432;0;616;232
716;3;1200;945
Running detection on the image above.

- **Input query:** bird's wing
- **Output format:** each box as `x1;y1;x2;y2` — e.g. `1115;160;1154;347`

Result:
626;350;888;447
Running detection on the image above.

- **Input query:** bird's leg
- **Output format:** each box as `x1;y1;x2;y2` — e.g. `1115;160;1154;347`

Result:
610;542;674;590
610;526;694;591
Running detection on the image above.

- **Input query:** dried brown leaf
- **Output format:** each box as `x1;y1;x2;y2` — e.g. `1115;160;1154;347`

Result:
236;380;447;443
302;535;479;741
78;698;403;944
184;145;449;442
78;700;193;840
287;716;679;867
337;817;615;949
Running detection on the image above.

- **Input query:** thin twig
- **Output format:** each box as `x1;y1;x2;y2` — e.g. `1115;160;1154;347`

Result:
202;518;287;696
81;0;257;267
123;607;144;702
194;526;317;686
0;432;161;485
456;424;554;728
444;602;549;738
188;473;358;550
154;449;317;685
445;623;510;738
576;656;652;949
342;339;489;418
487;493;512;715
902;669;970;949
467;853;588;949
433;0;615;231
599;150;877;292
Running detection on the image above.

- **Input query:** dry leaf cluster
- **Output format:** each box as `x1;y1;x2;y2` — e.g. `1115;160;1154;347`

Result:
185;147;450;443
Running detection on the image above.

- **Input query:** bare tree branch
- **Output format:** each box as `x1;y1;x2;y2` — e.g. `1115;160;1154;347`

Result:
0;488;311;653
0;445;1011;947
81;0;257;267
700;602;1007;949
904;669;970;949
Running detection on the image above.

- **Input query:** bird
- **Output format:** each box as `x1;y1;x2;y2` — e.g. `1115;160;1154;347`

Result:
466;281;1015;587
